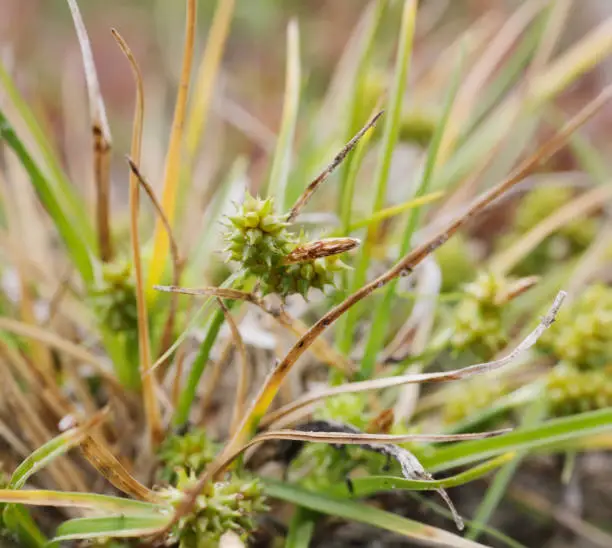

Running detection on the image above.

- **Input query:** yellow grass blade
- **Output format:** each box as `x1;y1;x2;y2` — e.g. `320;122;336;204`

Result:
112;29;163;445
149;0;197;291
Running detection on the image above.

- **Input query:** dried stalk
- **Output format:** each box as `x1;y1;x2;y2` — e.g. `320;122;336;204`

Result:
127;157;184;364
150;0;197;289
112;29;162;446
67;0;113;261
216;299;250;436
155;285;353;373
261;291;565;428
286;110;383;222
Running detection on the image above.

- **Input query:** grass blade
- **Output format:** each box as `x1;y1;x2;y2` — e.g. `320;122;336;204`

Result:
0;109;94;283
263;479;488;547
1;505;47;548
267;19;301;210
54;515;169;541
422;408;612;473
340;0;417;356
185;0;235;160
0;61;94;246
113;28;162;441
9;411;107;490
149;0;197;291
66;0;113;262
0;490;168;515
286;507;317;548
173;306;227;427
360;43;463;377
79;436;161;502
328;452;516;497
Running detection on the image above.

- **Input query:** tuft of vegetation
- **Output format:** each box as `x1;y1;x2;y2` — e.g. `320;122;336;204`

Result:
2;1;612;547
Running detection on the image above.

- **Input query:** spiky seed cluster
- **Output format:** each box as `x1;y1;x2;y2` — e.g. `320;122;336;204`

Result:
538;284;612;369
161;471;267;548
89;261;137;332
546;364;612;417
443;378;507;425
450;272;510;359
157;428;217;484
223;193;348;298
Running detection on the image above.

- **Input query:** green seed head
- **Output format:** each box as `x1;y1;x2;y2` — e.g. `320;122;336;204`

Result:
160;471;267;547
538;284;612;369
223;192;349;299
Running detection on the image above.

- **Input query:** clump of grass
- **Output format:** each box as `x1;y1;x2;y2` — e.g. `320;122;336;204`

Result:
2;2;612;547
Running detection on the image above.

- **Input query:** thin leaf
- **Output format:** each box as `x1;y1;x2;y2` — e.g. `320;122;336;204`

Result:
268;19;301;210
216;298;249;435
149;0;197;290
79;436;161;502
329;452;516;497
287;110;383;221
0;490;168;515
423;408;612;473
0;109;94;283
361;41;463;377
260;291;565;428
185;0;235;159
263;479;488;547
53;515;169;541
66;0;113;261
286;507;317;548
337;191;444;234
0;60;94;246
9;411;107;490
340;0;417;356
1;505;47;548
173;306;227;427
112;28;162;442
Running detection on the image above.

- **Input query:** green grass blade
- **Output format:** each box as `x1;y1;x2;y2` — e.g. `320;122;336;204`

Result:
332;191;444;236
422;408;612;473
268;20;300;210
336;0;387;230
0;109;95;283
2;505;47;548
173;306;226;426
328;452;515;498
339;0;417;357
286;507;317;548
409;493;527;548
0;490;168;515
53;515;169;541
359;43;463;377
466;400;545;541
0;61;95;246
9;419;101;490
263;479;487;547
